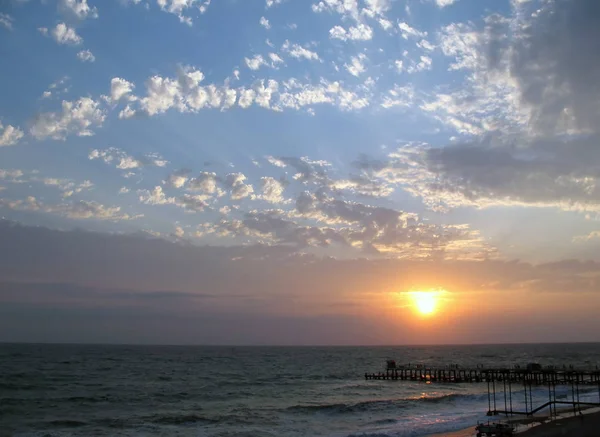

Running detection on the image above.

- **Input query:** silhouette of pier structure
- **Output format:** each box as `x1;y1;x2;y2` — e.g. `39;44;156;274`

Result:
365;361;600;417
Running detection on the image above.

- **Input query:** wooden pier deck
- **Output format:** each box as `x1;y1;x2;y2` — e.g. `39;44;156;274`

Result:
365;365;600;385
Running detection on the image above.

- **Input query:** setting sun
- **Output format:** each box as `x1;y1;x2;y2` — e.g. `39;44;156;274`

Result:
398;290;448;317
413;292;437;315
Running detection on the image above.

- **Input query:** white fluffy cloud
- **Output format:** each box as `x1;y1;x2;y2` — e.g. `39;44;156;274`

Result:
245;54;269;70
120;65;372;117
138;186;211;212
60;0;98;20
312;0;360;20
50;23;83;45
134;66;237;116
266;0;284;7
225;173;254;200
188;171;220;194
260;177;286;203
329;23;373;41
77;49;95;62
0;122;24;147
89;147;168;171
30;97;105;140
345;54;367;77
166;169;191;188
282;40;320;61
398;22;426;39
156;0;211;25
260;16;271;29
109;78;136;103
435;0;459;7
0;13;14;30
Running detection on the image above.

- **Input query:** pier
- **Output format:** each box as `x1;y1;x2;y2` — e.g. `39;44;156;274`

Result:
365;361;600;417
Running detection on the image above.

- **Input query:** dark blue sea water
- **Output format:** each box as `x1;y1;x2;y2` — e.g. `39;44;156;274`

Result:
1;344;600;437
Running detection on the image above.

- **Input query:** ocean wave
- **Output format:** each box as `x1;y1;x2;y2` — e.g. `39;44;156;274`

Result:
144;413;217;425
286;392;486;416
0;382;37;390
47;419;88;428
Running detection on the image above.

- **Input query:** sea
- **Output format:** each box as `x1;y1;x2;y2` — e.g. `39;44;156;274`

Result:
1;343;600;437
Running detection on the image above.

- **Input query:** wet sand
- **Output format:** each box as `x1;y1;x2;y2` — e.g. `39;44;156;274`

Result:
516;410;600;436
428;408;600;436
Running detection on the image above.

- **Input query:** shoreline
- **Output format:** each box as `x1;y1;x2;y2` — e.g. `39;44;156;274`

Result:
427;407;600;437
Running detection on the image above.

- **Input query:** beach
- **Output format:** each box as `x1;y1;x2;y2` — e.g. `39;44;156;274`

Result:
429;408;600;437
517;410;600;436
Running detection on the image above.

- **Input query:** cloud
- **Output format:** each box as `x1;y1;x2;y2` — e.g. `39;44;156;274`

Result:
139;186;174;205
89;147;168;171
266;0;284;7
435;0;459;7
312;0;360;21
0;13;14;30
329;175;394;198
381;85;415;108
282;40;320;61
245;54;268;70
265;155;331;184
138;186;211;212
390;0;600;214
0;122;24;147
573;231;600;243
177;194;210;212
76;49;95;62
156;0;210;25
259;16;270;29
30;97;105;140
355;137;600;213
109;77;136;103
260;176;286;203
345;54;367;77
483;0;600;135
269;53;284;65
0;169;25;182
123;66;371;117
329;23;373;41
205;196;490;258
363;0;391;17
134;66;237;116
417;39;435;51
188;171;221;194
276;78;370;112
166;169;192;188
60;0;98;20
50;23;83;45
225;173;254;200
0;171;93;198
58;200;136;220
398;22;426;39
400;55;432;74
0;198;136;221
38;177;93;198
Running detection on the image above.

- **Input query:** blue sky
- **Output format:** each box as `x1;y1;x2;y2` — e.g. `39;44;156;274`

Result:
1;0;600;343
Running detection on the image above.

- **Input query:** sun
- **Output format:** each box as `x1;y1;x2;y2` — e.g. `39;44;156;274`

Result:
402;290;446;316
413;292;437;315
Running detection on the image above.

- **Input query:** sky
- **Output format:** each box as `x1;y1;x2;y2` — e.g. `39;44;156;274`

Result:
1;0;600;345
